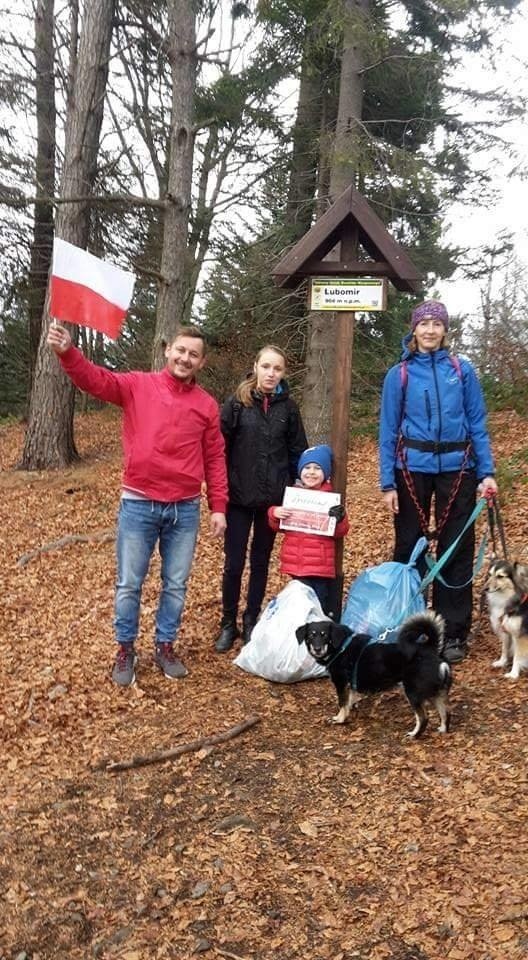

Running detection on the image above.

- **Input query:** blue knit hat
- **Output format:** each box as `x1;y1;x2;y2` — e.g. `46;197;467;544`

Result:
297;444;333;481
411;299;449;331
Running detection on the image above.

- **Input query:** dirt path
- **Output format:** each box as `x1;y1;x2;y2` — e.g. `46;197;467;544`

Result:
1;410;528;960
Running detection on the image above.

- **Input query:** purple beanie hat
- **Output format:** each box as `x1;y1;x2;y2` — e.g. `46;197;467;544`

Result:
411;299;449;332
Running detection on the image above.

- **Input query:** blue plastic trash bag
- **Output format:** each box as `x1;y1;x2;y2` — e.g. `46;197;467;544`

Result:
341;536;427;639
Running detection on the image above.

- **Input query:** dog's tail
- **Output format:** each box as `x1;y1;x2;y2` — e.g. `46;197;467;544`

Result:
397;610;446;661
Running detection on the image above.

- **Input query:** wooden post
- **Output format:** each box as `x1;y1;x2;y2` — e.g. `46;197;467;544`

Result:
328;227;357;619
329;310;355;619
270;186;423;615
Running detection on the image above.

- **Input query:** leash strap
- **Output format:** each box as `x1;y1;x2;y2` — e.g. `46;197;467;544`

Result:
492;496;509;561
396;435;472;541
325;631;356;668
350;636;380;692
425;530;488;589
418;496;488;592
487;500;497;557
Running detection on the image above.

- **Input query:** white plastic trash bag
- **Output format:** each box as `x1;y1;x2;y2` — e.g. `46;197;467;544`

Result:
233;580;328;683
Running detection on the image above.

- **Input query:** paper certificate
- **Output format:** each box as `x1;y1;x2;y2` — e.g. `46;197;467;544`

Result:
279;487;341;537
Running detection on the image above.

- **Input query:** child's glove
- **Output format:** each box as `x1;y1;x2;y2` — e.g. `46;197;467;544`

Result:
328;504;345;522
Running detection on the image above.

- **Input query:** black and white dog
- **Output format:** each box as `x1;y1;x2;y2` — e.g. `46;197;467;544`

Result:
486;560;519;672
296;610;451;738
487;559;528;678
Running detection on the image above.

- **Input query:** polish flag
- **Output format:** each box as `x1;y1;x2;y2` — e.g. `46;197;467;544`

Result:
49;238;136;339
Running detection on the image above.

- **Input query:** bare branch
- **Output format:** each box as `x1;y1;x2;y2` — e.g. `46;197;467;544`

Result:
17;530;115;567
96;716;261;772
0;189;168;209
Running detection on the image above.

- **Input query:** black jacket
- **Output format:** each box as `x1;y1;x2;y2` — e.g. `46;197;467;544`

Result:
221;384;307;509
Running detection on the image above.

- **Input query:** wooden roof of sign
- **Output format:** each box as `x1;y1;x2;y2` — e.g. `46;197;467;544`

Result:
272;184;423;293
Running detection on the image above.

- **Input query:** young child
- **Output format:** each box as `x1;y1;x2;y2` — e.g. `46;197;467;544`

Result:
268;444;349;618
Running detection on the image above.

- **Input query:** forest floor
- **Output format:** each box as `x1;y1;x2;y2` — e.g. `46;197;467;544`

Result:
1;409;528;960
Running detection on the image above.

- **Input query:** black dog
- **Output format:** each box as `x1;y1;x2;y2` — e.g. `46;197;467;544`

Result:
296;611;451;738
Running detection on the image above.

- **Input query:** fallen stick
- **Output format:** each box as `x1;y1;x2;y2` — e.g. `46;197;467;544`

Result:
17;530;115;567
499;909;528;923
99;715;260;773
215;949;250;960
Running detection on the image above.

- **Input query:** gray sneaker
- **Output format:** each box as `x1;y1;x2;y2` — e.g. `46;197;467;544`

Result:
154;643;188;679
112;644;137;686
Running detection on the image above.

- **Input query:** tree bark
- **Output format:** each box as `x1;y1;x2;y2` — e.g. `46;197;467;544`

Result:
301;0;369;442
284;22;324;242
21;0;116;469
28;0;56;391
152;0;196;369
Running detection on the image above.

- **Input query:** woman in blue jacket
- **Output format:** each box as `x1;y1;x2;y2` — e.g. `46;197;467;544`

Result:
379;300;497;663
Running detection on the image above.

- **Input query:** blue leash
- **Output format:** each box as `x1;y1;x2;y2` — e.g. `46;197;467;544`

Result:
424;528;488;589
418;495;488;593
375;496;488;632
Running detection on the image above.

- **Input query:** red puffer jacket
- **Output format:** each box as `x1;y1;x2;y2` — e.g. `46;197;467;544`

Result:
268;482;349;578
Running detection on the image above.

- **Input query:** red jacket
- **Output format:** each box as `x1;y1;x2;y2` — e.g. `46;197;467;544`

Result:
268;482;349;578
60;346;228;511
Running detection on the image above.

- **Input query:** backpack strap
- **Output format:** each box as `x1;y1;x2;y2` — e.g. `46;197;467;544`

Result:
399;354;462;392
224;398;242;453
232;399;242;430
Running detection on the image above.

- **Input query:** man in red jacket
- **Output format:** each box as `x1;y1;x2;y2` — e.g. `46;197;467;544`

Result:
48;322;227;686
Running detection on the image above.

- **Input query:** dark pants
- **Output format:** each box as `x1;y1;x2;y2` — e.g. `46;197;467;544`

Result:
222;504;276;622
394;469;477;641
295;576;336;619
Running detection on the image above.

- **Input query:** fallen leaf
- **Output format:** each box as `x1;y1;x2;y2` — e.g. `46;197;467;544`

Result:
298;820;318;838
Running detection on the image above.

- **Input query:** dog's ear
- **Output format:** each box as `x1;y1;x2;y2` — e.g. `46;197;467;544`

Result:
513;562;528;593
329;622;352;649
296;624;309;645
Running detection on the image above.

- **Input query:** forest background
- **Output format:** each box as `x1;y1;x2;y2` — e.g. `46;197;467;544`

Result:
0;0;527;457
2;5;528;957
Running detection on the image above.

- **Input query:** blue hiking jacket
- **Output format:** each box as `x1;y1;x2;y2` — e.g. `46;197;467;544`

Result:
379;337;495;491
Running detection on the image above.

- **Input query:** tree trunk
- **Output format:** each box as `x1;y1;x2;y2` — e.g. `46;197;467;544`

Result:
284;23;324;242
21;0;116;469
28;0;56;393
152;0;196;369
301;0;369;442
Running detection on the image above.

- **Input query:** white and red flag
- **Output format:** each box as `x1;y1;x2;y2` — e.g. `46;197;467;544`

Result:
49;238;135;339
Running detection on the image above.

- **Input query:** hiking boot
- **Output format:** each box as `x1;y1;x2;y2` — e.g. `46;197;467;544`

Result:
242;613;257;646
112;643;138;686
444;637;468;664
154;643;188;679
215;620;240;653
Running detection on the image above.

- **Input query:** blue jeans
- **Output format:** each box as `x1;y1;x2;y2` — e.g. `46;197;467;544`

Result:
115;497;200;646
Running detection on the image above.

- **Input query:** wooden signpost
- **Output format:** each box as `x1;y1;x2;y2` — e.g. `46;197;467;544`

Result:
272;184;423;614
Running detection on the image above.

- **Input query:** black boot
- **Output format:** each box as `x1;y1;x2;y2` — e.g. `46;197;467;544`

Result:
242;612;257;646
443;636;468;664
215;618;239;653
